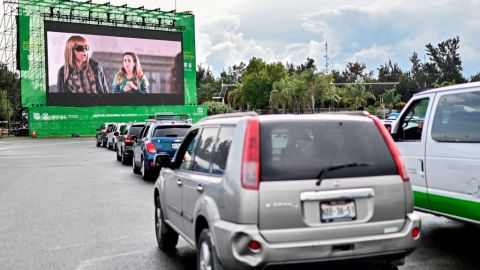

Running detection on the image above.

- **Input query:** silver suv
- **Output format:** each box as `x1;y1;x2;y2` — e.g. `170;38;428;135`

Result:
153;112;421;270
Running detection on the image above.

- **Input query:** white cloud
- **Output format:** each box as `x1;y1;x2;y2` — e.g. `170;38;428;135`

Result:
113;0;480;76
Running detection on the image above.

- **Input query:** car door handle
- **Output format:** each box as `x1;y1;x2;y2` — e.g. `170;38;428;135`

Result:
176;179;183;186
196;184;204;193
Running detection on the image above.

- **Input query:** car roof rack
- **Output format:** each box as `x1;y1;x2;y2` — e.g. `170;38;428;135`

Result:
148;113;191;121
200;111;258;122
321;111;370;116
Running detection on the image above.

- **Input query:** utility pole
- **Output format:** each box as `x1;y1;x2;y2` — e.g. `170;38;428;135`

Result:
324;41;329;74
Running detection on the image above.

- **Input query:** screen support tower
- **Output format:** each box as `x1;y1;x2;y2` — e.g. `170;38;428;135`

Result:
0;0;18;71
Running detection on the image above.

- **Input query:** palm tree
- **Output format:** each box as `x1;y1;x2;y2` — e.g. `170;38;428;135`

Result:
380;89;401;113
269;80;293;113
342;83;375;110
290;76;310;113
300;69;318;111
227;90;244;110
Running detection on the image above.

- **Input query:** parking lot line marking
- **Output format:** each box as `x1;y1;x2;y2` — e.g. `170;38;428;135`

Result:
0;140;90;151
75;248;155;270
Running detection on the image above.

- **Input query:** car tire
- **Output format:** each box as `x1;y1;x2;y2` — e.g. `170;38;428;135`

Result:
102;138;107;147
96;138;101;147
113;142;117;151
107;142;111;149
121;149;130;165
155;195;178;252
197;228;224;270
141;158;155;181
116;147;121;161
132;155;141;174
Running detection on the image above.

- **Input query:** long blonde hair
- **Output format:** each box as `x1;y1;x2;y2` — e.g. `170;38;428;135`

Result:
63;35;94;82
116;52;145;86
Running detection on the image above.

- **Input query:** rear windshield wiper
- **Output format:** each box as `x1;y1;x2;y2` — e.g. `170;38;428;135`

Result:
316;162;373;186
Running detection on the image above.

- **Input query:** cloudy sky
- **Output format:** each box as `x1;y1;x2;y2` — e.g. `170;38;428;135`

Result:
101;1;479;77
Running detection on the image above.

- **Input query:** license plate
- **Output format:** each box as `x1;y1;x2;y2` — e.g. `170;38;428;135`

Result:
320;200;356;223
172;143;181;149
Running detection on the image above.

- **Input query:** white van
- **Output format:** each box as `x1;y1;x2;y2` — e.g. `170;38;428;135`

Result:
391;82;480;224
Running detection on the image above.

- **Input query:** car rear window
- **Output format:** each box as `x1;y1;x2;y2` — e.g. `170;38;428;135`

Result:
260;119;397;181
128;125;144;137
153;126;189;137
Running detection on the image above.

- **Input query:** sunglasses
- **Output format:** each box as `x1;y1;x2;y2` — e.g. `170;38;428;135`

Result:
73;45;89;52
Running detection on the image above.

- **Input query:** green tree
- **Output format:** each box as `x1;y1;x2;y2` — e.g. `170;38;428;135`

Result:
0;64;20;120
196;64;215;88
300;69;318;111
342;83;376;110
227;90;243;110
196;83;220;104
269;79;293;113
426;36;465;84
377;60;403;82
289;75;310;113
470;72;480;82
238;58;287;109
380;89;401;113
295;57;316;74
0;90;13;121
220;62;245;84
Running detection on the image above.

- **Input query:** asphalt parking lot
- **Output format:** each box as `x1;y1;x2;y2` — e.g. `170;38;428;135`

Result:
0;138;479;270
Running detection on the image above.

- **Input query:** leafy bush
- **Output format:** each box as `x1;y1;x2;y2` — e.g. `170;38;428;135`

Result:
203;101;233;116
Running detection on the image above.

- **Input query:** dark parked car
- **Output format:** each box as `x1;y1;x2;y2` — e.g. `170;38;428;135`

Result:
132;116;191;181
116;122;146;165
96;123;114;147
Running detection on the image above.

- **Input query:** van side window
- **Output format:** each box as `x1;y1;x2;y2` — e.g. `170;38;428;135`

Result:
192;127;219;174
396;98;429;141
211;126;235;175
431;90;480;142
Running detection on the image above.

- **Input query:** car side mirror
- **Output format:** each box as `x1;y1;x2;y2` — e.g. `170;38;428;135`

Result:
155;153;172;168
131;135;138;142
96;128;99;131
383;123;392;133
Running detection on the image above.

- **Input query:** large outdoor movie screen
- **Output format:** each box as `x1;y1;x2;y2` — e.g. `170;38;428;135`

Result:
45;21;184;106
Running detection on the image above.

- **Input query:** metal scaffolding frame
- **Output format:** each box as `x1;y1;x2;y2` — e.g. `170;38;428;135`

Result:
0;0;18;71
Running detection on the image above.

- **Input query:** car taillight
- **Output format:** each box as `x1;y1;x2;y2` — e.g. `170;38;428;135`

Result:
412;227;420;239
248;240;262;252
369;115;409;182
241;118;260;190
145;141;157;154
125;135;133;143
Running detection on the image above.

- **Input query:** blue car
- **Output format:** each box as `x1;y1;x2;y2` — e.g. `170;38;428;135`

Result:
132;116;191;181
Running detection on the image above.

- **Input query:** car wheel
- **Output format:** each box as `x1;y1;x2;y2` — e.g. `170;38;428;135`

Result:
197;228;224;270
113;142;117;151
102;138;107;147
121;149;129;165
132;154;141;174
96;138;101;147
116;147;121;161
141;158;152;181
155;195;178;252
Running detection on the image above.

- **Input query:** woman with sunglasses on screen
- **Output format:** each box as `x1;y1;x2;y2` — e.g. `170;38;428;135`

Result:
112;52;149;94
57;35;109;93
